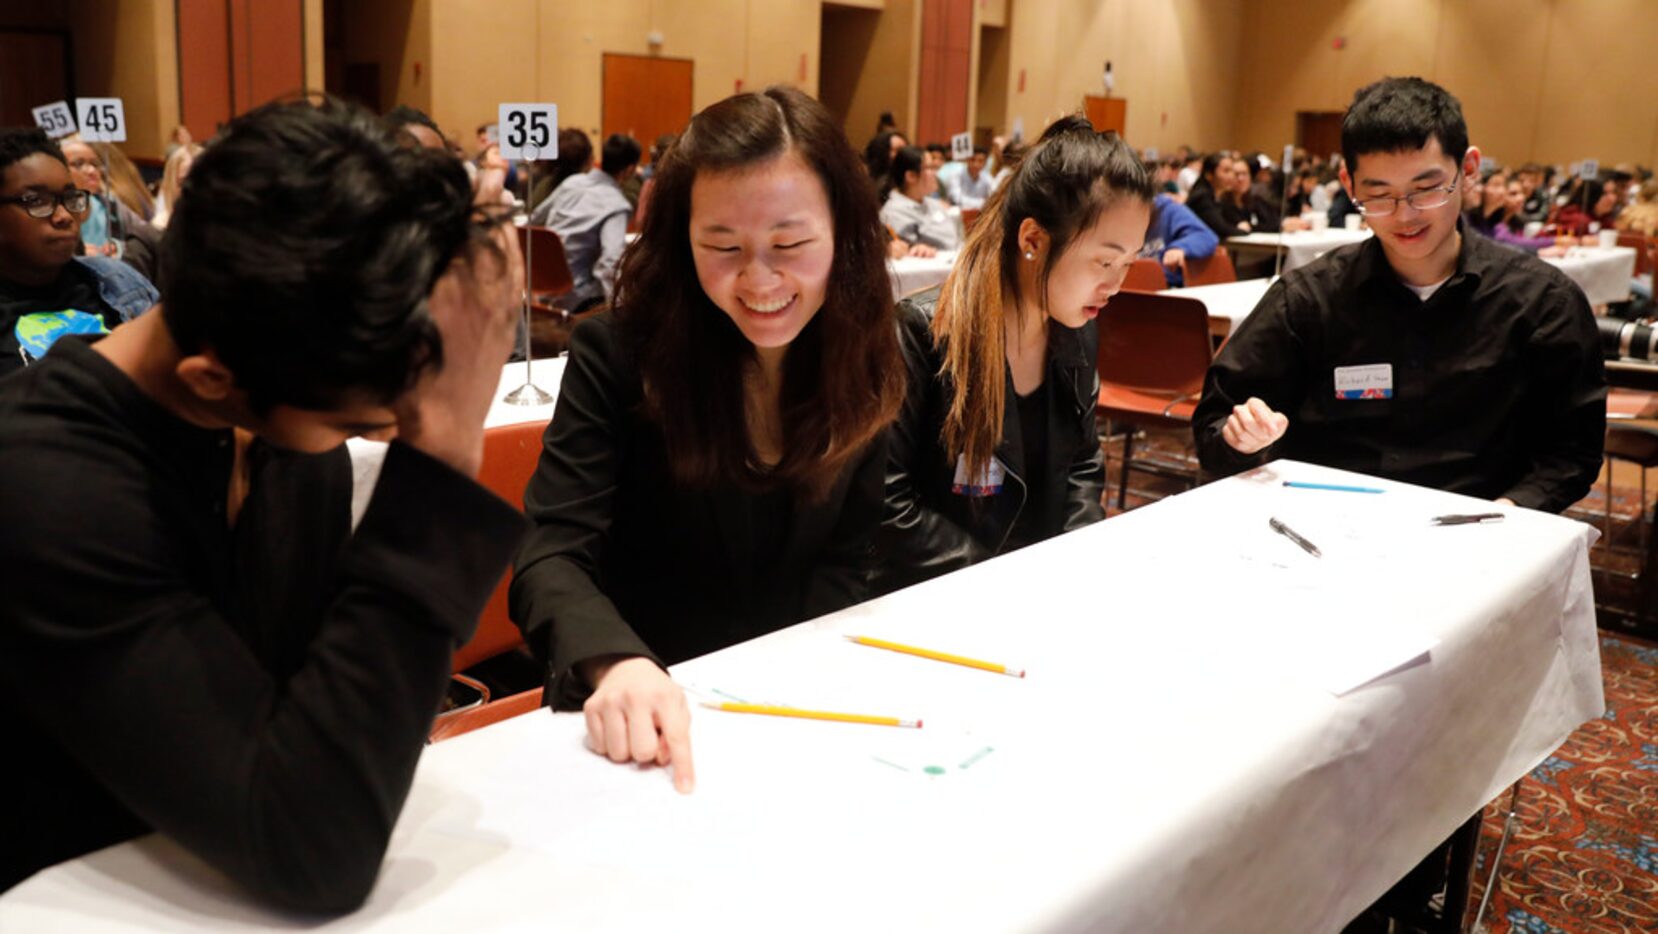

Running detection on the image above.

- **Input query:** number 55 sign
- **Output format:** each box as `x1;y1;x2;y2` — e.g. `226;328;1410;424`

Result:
32;101;76;138
76;98;127;143
497;103;558;161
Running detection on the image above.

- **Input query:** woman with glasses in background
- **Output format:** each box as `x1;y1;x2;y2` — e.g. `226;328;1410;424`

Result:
0;128;157;378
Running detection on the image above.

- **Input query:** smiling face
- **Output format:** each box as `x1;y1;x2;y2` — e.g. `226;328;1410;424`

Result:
1027;198;1151;329
1341;137;1477;282
689;149;834;356
0;152;84;284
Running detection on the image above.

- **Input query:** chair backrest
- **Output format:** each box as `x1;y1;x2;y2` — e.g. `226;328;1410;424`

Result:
1122;257;1168;292
454;418;550;673
1184;246;1237;286
631;177;655;233
517;225;575;299
1097;291;1214;398
960;207;981;232
1617;231;1652;276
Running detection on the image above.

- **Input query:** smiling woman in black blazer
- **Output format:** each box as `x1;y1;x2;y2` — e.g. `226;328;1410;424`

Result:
509;86;905;792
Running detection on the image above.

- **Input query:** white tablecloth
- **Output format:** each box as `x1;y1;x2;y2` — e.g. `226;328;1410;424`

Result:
0;461;1603;933
486;356;566;429
888;250;958;298
1164;277;1274;336
1542;245;1637;306
1227;229;1372;272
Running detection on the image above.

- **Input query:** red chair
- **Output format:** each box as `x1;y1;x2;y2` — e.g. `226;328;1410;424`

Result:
1122;257;1168;292
1616;231;1652;277
516;225;575;309
1095;291;1215;510
429;418;550;742
631;177;655;234
1184;246;1237;286
960;208;981;232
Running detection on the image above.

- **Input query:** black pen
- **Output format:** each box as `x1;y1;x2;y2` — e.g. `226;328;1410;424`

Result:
1431;513;1505;526
1269;517;1322;558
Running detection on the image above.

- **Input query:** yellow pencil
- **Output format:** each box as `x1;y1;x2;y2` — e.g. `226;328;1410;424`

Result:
701;702;922;729
847;635;1026;678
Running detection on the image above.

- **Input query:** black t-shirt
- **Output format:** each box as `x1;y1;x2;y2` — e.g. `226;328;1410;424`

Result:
0;264;122;378
1006;381;1050;551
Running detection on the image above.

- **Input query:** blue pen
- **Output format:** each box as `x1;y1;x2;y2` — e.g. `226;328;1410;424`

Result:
1282;480;1385;494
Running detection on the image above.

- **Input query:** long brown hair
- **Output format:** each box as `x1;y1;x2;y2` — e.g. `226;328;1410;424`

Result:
932;117;1152;481
610;85;904;500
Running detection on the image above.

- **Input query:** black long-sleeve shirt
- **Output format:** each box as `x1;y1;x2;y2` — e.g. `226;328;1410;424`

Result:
509;313;884;711
0;337;527;910
1193;228;1606;514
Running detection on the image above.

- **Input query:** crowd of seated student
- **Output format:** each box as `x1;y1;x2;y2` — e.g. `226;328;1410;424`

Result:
0;72;1638;932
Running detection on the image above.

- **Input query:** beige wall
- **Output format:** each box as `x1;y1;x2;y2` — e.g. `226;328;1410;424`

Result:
336;0;431;114
820;0;921;146
1000;0;1242;152
428;0;823;155
63;0;178;160
1237;0;1658;168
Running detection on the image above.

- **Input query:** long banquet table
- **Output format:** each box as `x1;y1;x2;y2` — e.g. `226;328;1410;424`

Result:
0;460;1603;933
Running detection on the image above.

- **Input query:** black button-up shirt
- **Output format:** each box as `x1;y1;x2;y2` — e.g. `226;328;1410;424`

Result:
1194;226;1606;514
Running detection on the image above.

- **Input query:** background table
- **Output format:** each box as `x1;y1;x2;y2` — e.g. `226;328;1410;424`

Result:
486;356;565;429
1542;245;1637;306
1163;277;1274;340
888;250;958;298
1226;229;1371;272
2;461;1602;933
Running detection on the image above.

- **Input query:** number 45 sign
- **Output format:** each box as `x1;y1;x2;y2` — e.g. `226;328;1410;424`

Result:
497;103;557;161
76;98;127;142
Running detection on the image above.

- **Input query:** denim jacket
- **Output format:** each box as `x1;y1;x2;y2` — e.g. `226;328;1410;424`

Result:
77;256;159;322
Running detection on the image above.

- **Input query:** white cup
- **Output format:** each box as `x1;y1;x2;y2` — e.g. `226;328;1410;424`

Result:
1343;213;1363;231
1308;213;1329;231
1599;229;1620;249
1523;221;1544;238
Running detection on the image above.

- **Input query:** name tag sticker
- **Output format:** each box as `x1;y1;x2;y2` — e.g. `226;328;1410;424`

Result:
952;455;1006;497
1334;363;1394;400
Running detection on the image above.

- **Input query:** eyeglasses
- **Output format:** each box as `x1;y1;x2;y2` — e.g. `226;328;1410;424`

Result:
0;189;92;219
1354;176;1460;217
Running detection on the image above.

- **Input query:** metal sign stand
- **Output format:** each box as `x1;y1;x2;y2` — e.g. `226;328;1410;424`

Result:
504;142;552;406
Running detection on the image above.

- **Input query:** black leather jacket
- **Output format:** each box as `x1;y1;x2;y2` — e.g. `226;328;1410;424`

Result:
874;288;1105;595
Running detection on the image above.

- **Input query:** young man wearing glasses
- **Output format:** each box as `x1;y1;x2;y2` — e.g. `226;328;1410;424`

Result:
1193;77;1605;516
0;128;157;378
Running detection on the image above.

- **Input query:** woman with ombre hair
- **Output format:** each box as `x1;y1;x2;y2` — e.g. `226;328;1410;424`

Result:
876;116;1154;593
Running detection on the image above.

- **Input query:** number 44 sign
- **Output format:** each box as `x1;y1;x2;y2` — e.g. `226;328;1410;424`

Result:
497;103;558;161
76;98;126;142
32;101;76;139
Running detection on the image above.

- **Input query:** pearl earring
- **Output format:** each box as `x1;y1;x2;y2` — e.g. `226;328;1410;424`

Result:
1024;251;1035;260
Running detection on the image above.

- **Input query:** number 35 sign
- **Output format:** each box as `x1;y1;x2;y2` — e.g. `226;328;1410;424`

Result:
497;103;557;161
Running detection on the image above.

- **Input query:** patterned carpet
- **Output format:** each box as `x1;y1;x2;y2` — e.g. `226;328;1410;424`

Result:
1466;633;1658;933
1099;426;1658;933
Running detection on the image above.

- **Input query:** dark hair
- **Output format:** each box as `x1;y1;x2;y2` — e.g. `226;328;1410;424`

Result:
882;144;926;201
863;130;903;178
924;142;949;156
611;85;904;500
933;117;1153;476
383;105;441;138
1200;151;1229;185
159;97;488;413
650;133;677;161
0;127;66;175
972;146;988;158
600;133;643;175
1341;76;1468;175
550;127;593;189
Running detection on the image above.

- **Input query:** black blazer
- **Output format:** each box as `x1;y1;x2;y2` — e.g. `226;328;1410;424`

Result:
874;288;1105;595
510;313;886;710
1185;179;1242;239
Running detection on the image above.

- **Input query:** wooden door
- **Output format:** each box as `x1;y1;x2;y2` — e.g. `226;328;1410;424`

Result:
1296;111;1344;163
1084;96;1126;136
916;0;972;146
602;54;693;158
179;0;303;141
0;30;72;129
